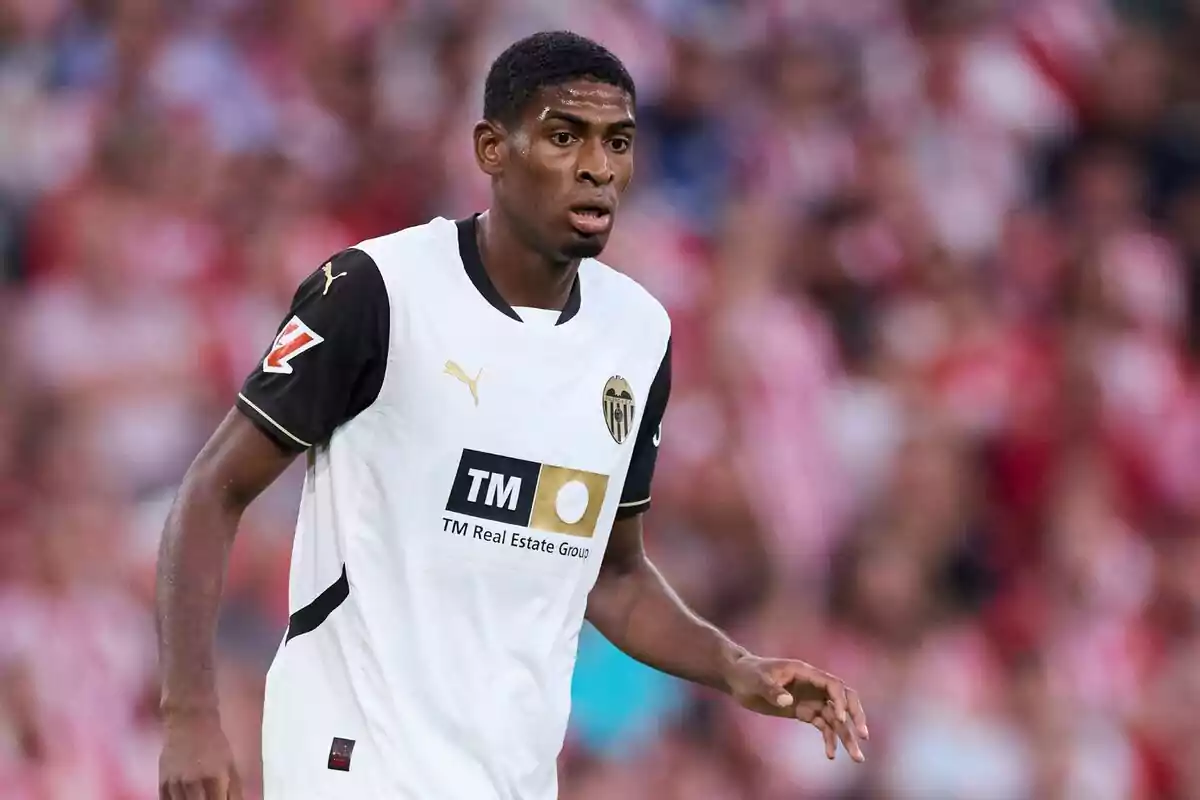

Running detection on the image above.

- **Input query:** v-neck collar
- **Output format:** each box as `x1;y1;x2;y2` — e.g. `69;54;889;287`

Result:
456;215;582;326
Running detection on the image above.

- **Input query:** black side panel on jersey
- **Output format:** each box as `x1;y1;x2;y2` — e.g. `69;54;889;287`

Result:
286;565;350;642
616;338;672;519
237;249;390;452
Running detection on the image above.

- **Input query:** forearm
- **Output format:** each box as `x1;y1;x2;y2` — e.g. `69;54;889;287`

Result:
155;477;243;718
586;555;747;693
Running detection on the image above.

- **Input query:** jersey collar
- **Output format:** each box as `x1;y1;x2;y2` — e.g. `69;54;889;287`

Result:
456;215;582;326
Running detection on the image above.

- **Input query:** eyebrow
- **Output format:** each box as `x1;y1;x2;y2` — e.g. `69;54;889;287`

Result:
542;110;637;130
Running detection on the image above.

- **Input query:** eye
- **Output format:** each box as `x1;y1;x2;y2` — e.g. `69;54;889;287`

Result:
609;137;631;154
551;131;577;146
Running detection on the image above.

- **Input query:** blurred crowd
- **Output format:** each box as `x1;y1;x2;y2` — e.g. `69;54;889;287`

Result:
2;0;1200;797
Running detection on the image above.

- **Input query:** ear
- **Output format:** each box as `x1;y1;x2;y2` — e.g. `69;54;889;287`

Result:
473;119;506;178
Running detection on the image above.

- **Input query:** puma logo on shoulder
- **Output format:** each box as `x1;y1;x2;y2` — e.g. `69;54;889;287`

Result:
322;262;348;295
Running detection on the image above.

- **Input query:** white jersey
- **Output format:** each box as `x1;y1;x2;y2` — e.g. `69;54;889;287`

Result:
236;215;672;799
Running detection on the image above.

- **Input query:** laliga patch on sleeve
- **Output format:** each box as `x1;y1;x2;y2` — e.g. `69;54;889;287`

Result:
327;737;356;772
264;316;324;374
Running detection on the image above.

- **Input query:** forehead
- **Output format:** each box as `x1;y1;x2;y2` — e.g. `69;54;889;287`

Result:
521;80;634;126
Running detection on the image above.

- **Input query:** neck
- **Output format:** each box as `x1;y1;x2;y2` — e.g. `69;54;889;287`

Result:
476;209;578;311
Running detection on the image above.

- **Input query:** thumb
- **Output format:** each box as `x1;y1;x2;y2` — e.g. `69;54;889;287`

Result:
757;672;793;708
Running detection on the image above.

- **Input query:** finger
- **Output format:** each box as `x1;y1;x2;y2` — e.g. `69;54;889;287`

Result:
805;672;849;725
825;703;865;763
229;767;246;800
164;781;192;800
812;716;838;760
847;687;869;740
201;774;229;800
837;720;865;763
758;672;793;708
184;779;207;800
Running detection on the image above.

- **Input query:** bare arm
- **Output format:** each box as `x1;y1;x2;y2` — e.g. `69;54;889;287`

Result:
156;409;297;720
586;514;869;761
585;514;745;692
157;250;387;798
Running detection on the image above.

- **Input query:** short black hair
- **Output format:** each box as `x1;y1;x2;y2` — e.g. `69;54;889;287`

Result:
483;31;636;126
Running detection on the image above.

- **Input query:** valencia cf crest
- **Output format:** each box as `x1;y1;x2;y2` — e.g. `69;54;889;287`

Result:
602;376;635;444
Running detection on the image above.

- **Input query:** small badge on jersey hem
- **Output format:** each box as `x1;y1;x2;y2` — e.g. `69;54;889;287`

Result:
602;376;636;444
327;737;356;772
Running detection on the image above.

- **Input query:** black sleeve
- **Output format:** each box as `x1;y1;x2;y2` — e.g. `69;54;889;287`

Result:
236;248;389;452
616;338;672;519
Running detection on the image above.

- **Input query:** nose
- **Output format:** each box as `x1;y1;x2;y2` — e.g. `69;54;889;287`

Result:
576;139;613;186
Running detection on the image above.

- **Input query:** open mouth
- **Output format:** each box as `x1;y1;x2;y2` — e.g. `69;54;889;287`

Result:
567;205;613;236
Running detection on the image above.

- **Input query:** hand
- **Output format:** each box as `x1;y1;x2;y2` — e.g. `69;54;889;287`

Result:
159;711;244;800
725;654;869;763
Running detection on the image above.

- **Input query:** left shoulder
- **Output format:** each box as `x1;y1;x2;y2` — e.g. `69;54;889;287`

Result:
579;258;671;339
